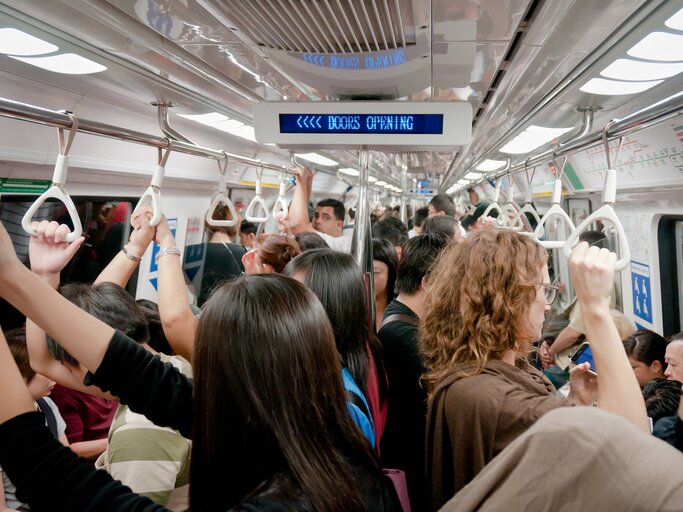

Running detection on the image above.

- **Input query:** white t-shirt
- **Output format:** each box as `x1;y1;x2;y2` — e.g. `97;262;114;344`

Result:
317;232;352;253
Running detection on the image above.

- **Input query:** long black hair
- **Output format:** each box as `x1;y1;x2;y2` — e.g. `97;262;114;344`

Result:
372;238;398;305
284;249;376;395
191;274;379;511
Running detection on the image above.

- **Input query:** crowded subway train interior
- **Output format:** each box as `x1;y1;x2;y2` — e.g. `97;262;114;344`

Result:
0;0;683;510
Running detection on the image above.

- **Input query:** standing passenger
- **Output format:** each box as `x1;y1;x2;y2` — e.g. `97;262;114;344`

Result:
372;239;398;333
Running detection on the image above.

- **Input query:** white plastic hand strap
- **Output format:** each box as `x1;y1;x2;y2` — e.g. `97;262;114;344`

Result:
272;175;289;219
482;179;503;218
533;179;576;249
498;179;523;230
245;165;268;223
132;144;171;227
22;113;83;242
206;158;238;227
563;168;630;270
513;162;541;235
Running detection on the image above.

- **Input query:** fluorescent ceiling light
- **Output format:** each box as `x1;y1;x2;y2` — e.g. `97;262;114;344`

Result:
579;77;663;96
384;183;393;189
475;159;506;172
375;180;387;186
0;28;58;56
10;53;106;74
601;58;683;81
627;32;683;61
457;179;470;185
179;112;256;142
464;172;484;180
368;176;378;183
500;125;574;155
295;152;338;166
665;7;683;31
339;168;360;176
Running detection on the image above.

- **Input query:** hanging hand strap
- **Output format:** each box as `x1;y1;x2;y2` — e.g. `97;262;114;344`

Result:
132;142;172;227
533;153;576;248
563;123;630;270
513;161;541;235
498;176;523;230
481;178;503;218
245;164;268;223
206;156;238;227
22;113;83;242
272;173;289;219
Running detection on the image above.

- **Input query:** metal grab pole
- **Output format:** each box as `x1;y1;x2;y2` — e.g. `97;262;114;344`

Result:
400;157;408;225
352;146;375;325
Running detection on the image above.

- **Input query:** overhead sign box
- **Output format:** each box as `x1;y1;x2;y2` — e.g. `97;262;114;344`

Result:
253;101;471;150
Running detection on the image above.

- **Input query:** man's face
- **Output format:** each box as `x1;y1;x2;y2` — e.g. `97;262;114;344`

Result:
313;206;342;236
665;342;683;382
427;204;444;218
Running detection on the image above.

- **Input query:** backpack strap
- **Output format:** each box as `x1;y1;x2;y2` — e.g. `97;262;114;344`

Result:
347;387;372;427
380;313;419;331
36;398;59;439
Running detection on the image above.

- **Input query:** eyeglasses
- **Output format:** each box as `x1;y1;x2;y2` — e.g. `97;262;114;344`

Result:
542;282;560;305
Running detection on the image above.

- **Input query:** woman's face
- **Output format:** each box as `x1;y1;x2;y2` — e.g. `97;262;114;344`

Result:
27;373;55;400
373;260;389;301
526;264;552;341
629;356;662;387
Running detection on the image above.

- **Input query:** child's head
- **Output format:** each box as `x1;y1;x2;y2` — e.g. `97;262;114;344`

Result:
5;327;55;400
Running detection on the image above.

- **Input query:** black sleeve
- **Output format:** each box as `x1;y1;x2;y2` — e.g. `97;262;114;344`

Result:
675;415;683;452
84;330;193;438
0;412;166;512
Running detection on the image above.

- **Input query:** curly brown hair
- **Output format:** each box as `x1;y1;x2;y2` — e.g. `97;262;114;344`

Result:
420;229;547;392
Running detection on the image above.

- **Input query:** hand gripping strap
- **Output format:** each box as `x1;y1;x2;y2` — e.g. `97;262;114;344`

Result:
132;163;166;227
563;204;631;271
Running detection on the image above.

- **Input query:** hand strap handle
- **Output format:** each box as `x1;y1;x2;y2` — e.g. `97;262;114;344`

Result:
132;143;172;227
482;179;503;218
206;157;238;227
22;113;83;242
272;175;289;219
245;165;269;223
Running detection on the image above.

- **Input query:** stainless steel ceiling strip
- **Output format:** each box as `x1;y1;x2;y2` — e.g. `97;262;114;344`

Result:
0;97;297;175
382;0;398;49
300;0;336;53
262;0;306;53
311;0;345;53
336;0;362;52
242;0;299;51
348;1;373;52
359;0;381;51
371;0;390;50
393;0;406;47
226;1;284;49
278;0;319;52
288;0;327;52
325;0;354;52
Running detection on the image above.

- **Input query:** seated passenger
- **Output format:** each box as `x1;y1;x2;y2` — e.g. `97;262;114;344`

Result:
372;239;398;333
242;233;300;275
288;167;352;253
623;329;668;386
0;218;398;510
372;217;409;259
653;333;683;450
378;233;450;511
1;328;67;512
421;230;649;508
285;249;387;449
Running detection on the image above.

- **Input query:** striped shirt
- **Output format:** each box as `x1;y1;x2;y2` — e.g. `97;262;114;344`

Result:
95;354;192;511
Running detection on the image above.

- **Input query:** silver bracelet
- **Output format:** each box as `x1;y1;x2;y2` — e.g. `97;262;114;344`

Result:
155;246;181;262
122;245;142;263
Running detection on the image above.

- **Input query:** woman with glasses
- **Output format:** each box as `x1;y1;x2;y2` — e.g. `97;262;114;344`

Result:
420;229;597;510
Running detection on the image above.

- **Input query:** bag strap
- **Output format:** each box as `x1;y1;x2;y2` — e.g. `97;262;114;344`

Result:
347;387;373;430
36;398;59;439
380;313;419;331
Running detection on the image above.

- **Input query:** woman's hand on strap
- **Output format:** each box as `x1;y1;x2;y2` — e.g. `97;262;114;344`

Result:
569;241;615;312
28;221;84;277
128;206;156;257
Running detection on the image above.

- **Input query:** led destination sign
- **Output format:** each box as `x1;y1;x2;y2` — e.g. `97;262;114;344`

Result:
279;114;444;135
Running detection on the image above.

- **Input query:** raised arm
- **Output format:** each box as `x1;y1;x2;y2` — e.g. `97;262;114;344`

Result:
94;207;155;287
154;217;197;362
569;242;649;432
288;167;316;235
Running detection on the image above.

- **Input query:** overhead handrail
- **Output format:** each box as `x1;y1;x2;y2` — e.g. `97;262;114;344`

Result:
533;152;576;249
245;164;269;223
22;112;83;242
206;154;238;228
132;141;172;227
272;172;289;219
564;121;631;270
512;159;542;235
497;176;523;230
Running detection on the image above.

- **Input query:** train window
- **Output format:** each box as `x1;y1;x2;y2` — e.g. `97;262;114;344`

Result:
0;197;135;331
657;216;683;336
